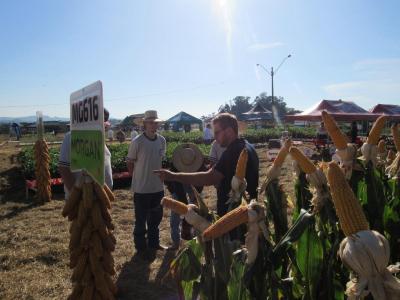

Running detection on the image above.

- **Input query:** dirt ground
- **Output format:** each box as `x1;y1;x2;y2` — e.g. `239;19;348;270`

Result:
0;141;297;300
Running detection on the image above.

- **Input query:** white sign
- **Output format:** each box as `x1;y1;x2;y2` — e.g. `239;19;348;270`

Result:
70;81;105;185
267;149;280;161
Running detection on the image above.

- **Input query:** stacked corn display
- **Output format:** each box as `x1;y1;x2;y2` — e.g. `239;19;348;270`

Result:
34;139;52;203
62;175;117;300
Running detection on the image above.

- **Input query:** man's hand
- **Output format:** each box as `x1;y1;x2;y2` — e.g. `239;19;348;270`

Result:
153;169;174;181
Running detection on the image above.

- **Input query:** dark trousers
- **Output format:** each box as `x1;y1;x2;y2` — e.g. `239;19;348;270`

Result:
133;191;164;250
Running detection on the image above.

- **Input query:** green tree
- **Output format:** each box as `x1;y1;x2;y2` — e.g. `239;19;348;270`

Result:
218;96;252;116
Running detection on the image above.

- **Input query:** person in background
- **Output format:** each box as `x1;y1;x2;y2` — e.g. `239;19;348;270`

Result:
126;110;167;254
350;121;358;143
203;123;213;144
209;140;226;166
107;127;114;142
131;127;139;140
58;108;113;199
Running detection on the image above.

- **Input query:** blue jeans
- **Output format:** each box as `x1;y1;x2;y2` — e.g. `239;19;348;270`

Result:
170;186;196;243
133;191;164;250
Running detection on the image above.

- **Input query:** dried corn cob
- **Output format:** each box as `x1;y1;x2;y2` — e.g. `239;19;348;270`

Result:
203;205;248;240
82;180;94;210
34;139;52;203
103;184;115;202
90;231;104;258
289;147;317;174
94;182;111;209
81;283;94;300
391;123;400;152
387;149;396;161
321;111;348;150
377;139;386;154
367;115;387;145
327;162;369;236
235;148;248;180
72;252;88;282
161;197;189;215
273;139;291;167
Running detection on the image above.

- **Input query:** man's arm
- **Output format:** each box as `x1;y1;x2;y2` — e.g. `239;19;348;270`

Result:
154;168;224;186
127;160;134;176
58;166;76;191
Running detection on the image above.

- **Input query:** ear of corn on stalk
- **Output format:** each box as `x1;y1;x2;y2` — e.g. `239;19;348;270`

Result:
273;139;292;168
202;205;249;240
391;123;400;152
367;115;387;145
377;139;386;154
321;111;348;150
289;147;317;174
161;197;189;215
235;148;248;180
327;162;369;236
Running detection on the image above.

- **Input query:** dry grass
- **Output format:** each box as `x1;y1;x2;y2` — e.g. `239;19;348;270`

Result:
0;142;300;300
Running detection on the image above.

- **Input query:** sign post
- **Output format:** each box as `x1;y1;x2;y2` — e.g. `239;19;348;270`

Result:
70;81;105;185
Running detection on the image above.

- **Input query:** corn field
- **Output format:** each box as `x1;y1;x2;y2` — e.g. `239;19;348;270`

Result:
163;116;400;300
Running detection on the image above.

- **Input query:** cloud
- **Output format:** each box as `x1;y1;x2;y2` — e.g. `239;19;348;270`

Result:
353;58;400;70
247;42;284;51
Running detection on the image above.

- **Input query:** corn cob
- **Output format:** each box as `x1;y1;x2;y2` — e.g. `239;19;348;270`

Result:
103;184;115;202
387;149;396;161
67;284;83;300
273;139;291;167
321;111;348;149
81;283;94;300
367;115;387;145
289;147;317;174
90;231;104;258
161;197;189;215
102;251;115;275
327;162;369;236
62;185;82;217
82;263;93;285
203;205;248;240
80;221;94;248
69;220;81;251
102;231;116;252
235;148;248;180
69;246;82;269
72;252;88;282
94;182;111;210
77;197;88;227
104;273;118;295
391;124;400;152
82;181;94;210
377;139;386;154
34;139;52;203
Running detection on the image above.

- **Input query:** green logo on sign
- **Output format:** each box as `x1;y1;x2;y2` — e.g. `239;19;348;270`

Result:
71;130;104;185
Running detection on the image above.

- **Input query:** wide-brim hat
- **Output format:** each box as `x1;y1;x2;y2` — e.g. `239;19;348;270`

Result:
136;110;163;125
172;143;204;172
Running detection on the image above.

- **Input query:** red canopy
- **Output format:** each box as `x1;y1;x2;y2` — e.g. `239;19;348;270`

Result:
286;99;380;122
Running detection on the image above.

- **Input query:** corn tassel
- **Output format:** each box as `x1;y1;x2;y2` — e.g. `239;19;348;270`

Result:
273;139;291;167
161;197;188;215
289;147;317;174
322;110;348;150
203;205;248;240
235;148;248;180
327;162;369;236
367;115;387;145
391;123;400;152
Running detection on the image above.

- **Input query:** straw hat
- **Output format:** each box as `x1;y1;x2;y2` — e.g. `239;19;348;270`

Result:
135;110;163;125
172;143;204;172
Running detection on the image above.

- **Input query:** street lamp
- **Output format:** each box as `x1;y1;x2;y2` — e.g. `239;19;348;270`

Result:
257;54;292;124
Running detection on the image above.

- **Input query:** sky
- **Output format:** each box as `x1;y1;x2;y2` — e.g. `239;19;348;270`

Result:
0;0;399;120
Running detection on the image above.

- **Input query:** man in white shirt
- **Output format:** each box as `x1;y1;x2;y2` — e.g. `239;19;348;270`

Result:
58;109;113;199
126;110;167;253
203;123;213;144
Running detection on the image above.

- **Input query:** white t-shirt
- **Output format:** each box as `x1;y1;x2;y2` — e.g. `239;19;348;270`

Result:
203;127;213;140
127;133;166;193
131;130;138;140
107;129;114;139
59;132;113;198
209;140;226;164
